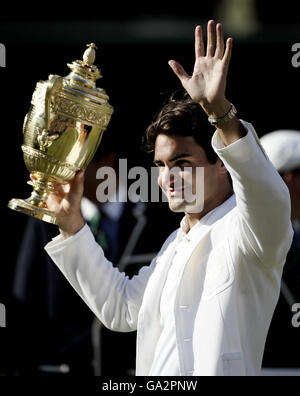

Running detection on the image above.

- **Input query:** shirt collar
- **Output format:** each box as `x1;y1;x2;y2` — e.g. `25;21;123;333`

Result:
178;194;236;242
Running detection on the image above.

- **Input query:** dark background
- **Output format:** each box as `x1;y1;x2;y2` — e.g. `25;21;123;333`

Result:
1;0;300;374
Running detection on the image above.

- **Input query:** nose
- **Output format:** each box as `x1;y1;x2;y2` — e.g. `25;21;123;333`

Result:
159;166;172;189
159;166;182;190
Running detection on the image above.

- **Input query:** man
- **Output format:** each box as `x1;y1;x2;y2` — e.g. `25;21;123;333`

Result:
44;21;293;376
260;130;300;369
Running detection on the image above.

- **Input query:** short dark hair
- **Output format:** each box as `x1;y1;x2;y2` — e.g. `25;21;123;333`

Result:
145;96;217;164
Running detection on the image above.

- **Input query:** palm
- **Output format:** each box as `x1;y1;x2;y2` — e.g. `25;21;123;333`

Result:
169;21;232;106
187;58;226;104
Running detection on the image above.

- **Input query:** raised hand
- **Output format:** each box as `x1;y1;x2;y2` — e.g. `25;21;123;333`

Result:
169;20;246;145
168;20;232;118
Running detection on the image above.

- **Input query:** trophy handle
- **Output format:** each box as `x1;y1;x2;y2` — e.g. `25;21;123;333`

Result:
44;74;63;131
34;75;64;153
7;75;65;224
25;76;64;214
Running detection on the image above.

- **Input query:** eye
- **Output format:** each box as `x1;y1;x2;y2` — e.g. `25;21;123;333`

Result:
175;160;190;168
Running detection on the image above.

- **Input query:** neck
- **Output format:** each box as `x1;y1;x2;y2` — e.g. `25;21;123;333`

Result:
185;189;233;232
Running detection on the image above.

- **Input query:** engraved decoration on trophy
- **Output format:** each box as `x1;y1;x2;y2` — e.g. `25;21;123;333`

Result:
8;43;114;224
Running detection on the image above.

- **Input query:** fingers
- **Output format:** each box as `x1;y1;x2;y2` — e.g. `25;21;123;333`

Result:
45;171;84;216
206;20;216;57
46;192;63;212
67;170;85;205
215;23;225;59
30;173;66;198
168;60;190;86
202;20;230;61
70;170;85;197
195;25;204;58
223;37;233;69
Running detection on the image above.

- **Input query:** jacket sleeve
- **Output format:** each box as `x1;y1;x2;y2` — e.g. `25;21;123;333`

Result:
44;224;173;332
212;120;294;268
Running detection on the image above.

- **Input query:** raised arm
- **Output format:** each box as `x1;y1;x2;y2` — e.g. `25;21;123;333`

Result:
169;20;293;267
169;20;245;145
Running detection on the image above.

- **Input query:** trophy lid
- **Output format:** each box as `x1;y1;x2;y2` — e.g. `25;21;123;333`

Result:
64;43;110;104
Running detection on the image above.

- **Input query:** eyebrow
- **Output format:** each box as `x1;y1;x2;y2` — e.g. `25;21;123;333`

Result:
153;153;191;165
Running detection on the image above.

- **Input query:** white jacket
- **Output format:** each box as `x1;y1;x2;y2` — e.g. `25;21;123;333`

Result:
45;121;293;376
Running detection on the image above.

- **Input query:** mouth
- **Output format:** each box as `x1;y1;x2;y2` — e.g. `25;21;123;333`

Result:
167;188;185;198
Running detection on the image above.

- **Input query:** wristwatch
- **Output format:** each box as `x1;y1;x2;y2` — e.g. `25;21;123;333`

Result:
208;103;237;127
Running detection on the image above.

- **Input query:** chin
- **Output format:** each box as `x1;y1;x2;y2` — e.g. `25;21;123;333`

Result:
168;199;205;215
168;198;187;213
169;205;185;213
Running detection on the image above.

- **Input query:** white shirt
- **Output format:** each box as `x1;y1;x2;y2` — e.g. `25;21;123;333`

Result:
149;208;220;375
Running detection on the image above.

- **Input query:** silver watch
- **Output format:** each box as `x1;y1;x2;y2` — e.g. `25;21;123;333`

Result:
208;103;237;127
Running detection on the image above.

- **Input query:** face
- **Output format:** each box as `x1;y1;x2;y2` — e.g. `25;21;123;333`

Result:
154;134;230;215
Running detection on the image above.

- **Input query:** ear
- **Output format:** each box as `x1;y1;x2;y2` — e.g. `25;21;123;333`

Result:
217;159;228;175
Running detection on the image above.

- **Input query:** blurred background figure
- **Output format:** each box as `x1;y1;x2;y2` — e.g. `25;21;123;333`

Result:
10;129;180;376
215;0;260;37
261;130;300;372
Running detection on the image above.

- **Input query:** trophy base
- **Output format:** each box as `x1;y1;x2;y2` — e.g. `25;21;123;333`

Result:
8;198;57;225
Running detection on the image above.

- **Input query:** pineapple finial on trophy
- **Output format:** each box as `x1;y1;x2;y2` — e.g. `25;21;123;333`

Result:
83;43;98;66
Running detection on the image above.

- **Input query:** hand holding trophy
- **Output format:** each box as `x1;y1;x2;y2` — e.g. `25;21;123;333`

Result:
8;43;113;224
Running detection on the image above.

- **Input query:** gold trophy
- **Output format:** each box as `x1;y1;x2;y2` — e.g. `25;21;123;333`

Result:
8;43;113;224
